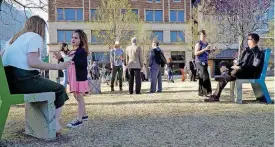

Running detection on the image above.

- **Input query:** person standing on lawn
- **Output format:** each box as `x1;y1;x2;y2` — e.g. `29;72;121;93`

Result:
110;41;124;91
149;40;167;93
194;30;212;97
167;58;174;83
65;30;89;128
189;57;197;82
126;37;143;94
58;43;70;91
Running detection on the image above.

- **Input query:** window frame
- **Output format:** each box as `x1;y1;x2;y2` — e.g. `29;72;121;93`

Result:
90;9;97;21
169;9;185;23
56;8;83;21
155;0;161;3
170;31;185;42
91;30;106;44
152;31;164;42
132;9;139;17
145;9;163;23
57;30;74;43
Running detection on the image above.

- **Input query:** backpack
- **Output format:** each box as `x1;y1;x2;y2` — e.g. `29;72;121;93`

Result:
153;48;167;67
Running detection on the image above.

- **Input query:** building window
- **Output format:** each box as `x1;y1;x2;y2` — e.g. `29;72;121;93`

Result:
57;8;63;20
173;0;181;2
91;31;106;44
120;9;139;20
152;31;163;42
90;9;96;21
132;9;139;16
147;0;161;2
170;31;184;42
145;10;163;22
170;10;184;22
56;8;83;21
57;30;73;43
121;31;135;42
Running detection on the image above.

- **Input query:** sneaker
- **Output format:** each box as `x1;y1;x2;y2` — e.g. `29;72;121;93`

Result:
82;115;88;121
205;95;220;102
66;120;83;128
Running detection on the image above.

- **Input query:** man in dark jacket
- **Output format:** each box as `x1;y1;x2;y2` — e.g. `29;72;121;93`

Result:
189;57;197;81
90;61;100;80
205;33;264;102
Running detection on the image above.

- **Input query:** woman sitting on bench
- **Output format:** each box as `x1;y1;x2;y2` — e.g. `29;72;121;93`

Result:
1;16;71;135
205;33;264;102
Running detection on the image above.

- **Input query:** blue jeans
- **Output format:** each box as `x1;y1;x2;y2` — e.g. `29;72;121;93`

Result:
150;68;162;92
62;69;68;88
168;70;173;81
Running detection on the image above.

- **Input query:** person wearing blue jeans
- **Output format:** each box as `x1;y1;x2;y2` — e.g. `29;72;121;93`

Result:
167;58;174;83
110;41;124;91
149;40;165;93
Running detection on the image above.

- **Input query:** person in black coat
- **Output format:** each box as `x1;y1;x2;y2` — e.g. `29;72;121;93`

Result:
205;33;265;102
189;57;197;82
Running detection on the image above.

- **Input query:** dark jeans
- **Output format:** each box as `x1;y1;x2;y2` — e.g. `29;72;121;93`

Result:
128;68;141;94
190;70;197;81
213;65;254;99
111;66;123;88
5;66;69;109
196;62;212;96
168;70;173;81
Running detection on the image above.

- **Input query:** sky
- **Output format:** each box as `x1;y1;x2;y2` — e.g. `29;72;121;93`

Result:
13;0;48;21
32;9;48;21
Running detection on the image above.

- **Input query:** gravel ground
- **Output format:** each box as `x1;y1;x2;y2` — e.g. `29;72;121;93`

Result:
1;78;274;147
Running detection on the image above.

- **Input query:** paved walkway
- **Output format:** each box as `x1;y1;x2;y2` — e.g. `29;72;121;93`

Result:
1;78;274;147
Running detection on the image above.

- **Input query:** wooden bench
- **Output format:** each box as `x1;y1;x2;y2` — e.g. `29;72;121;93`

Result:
0;57;56;140
230;49;272;104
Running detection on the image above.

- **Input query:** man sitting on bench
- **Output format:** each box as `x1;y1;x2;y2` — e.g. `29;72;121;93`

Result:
205;33;264;102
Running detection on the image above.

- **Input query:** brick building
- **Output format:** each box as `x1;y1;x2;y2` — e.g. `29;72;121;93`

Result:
48;0;192;80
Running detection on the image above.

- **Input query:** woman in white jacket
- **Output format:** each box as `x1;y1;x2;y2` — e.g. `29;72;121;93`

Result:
58;43;70;91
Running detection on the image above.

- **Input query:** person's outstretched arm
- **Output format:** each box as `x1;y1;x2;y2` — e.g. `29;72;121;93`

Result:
28;52;70;70
27;35;70;70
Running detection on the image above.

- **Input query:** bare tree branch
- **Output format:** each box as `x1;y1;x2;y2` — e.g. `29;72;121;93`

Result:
197;0;273;50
